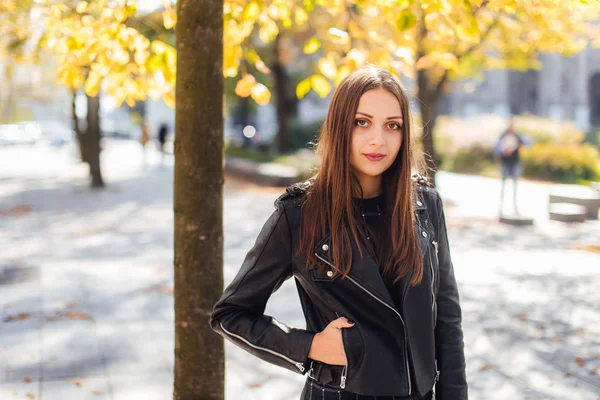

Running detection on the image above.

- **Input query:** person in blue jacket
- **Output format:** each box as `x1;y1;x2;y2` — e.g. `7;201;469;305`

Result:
493;118;531;216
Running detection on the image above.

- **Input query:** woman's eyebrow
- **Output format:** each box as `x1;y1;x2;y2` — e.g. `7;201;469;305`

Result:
356;111;403;120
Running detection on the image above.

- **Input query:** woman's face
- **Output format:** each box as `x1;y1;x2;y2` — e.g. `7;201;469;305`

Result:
349;87;404;188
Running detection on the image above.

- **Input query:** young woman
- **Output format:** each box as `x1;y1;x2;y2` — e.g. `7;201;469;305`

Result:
210;66;467;400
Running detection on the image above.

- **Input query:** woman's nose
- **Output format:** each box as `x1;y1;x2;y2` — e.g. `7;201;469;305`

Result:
368;127;385;145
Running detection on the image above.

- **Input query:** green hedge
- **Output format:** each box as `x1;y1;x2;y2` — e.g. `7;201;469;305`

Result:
443;143;495;174
521;143;600;183
288;119;324;152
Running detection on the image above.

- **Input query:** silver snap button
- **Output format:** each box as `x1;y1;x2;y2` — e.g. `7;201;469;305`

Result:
326;270;334;277
322;244;329;251
422;231;428;237
304;180;311;185
417;200;423;206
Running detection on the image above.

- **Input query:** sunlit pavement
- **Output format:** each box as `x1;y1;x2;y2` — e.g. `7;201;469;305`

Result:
0;140;598;399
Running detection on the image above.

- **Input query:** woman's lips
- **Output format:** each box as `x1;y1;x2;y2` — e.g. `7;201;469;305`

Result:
364;153;385;161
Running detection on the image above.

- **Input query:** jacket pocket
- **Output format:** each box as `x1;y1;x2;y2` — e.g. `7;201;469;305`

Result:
340;323;364;389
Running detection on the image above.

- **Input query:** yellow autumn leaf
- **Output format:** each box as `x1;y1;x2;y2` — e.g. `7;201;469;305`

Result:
294;9;309;25
164;91;175;109
163;9;176;30
303;38;321;54
81;15;94;26
346;49;366;67
310;75;331;98
84;70;102;97
456;16;479;43
243;2;260;20
115;8;127;23
259;19;278;43
334;64;352;85
318;56;337;80
251;83;271;105
235;74;256;98
151;40;169;55
75;1;88;13
414;55;435;70
296;78;311;99
396;9;417;31
434;52;459;70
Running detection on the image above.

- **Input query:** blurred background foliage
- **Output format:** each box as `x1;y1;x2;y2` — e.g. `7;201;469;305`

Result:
1;0;600;186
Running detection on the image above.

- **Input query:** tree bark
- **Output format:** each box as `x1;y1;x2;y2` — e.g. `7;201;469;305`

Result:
417;82;442;183
83;94;104;188
72;89;88;164
272;34;296;153
173;0;224;399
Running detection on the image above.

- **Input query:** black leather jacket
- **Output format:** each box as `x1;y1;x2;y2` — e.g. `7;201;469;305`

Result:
210;180;468;399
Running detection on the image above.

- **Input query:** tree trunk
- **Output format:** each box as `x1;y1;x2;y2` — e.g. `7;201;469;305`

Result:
273;34;294;153
238;96;252;148
72;89;88;164
173;0;224;399
417;68;443;185
84;94;104;188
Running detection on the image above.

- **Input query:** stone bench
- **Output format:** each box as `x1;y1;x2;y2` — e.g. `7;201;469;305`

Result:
549;203;587;223
224;156;300;187
549;185;600;220
499;215;534;226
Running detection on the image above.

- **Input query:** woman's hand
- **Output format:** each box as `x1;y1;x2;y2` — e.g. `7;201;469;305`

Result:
308;317;355;366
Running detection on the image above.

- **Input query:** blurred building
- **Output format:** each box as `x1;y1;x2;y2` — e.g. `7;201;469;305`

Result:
440;46;600;132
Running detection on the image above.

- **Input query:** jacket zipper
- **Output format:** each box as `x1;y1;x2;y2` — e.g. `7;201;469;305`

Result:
315;253;411;395
219;321;305;373
432;359;440;400
429;240;439;310
334;311;349;389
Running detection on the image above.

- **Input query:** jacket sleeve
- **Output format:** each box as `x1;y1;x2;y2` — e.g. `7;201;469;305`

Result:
209;200;316;375
433;192;468;400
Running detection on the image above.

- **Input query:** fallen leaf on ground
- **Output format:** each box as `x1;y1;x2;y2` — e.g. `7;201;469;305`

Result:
24;377;31;383
145;284;174;295
479;364;491;371
248;382;262;388
515;314;527;322
591;369;597;376
46;311;93;322
570;244;600;254
4;313;32;322
66;311;92;320
564;373;570;378
0;205;33;217
91;389;102;395
576;357;586;367
26;393;35;399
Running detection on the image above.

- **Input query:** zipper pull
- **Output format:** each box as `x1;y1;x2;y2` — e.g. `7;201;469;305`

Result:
432;241;438;254
296;362;305;373
340;365;347;389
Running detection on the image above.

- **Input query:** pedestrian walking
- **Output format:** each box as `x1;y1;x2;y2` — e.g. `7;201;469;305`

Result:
139;122;151;164
493;117;531;216
210;66;467;400
157;123;169;162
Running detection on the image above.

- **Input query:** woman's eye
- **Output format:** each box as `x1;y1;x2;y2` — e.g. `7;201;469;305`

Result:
355;119;368;127
388;122;401;130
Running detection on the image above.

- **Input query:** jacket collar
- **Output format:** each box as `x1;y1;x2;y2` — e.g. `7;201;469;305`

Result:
315;231;399;310
314;191;429;311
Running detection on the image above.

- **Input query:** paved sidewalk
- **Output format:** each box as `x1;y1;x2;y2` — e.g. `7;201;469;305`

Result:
0;141;598;399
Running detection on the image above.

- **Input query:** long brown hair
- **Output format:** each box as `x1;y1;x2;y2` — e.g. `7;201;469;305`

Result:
299;66;424;286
